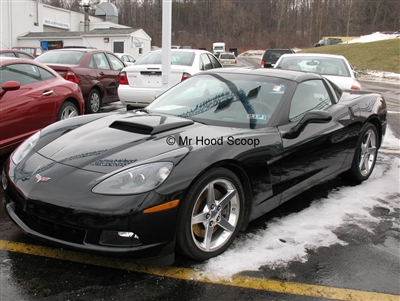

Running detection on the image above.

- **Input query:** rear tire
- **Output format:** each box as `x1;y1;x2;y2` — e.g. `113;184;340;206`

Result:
86;89;101;114
346;123;378;183
177;168;245;261
57;101;78;121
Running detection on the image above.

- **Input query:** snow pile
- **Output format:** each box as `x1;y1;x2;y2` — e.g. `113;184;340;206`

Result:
344;31;399;44
197;129;400;280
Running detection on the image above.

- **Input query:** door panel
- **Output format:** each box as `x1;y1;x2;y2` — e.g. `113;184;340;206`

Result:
277;79;353;203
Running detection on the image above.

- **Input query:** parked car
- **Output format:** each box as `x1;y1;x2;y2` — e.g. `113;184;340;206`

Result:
114;53;136;66
0;57;84;156
0;49;35;59
261;48;295;68
118;49;222;108
274;53;362;90
12;46;45;57
314;38;342;47
2;68;387;265
35;48;126;114
218;52;237;67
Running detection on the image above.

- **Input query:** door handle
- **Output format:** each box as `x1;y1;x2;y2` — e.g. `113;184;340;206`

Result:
99;72;105;76
42;90;54;96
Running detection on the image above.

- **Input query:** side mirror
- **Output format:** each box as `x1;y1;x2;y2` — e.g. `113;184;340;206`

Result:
0;81;20;98
283;110;332;139
354;71;359;79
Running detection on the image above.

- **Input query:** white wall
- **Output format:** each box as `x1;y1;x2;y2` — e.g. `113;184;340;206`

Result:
0;0;124;49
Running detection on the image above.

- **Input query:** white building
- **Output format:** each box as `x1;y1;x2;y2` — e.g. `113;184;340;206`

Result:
1;0;152;59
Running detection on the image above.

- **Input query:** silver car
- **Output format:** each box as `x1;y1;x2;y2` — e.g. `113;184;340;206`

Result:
274;53;362;90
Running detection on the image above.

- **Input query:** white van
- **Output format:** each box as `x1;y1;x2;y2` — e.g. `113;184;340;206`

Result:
212;42;226;55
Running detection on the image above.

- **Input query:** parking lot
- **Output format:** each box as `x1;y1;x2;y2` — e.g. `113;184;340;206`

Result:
0;57;399;301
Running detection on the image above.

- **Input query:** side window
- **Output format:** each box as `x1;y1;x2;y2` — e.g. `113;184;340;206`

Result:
208;54;222;68
106;53;125;71
289;80;332;122
36;48;43;56
128;55;136;63
39;67;56;81
93;53;111;70
0;63;42;86
0;52;17;57
19;53;33;59
200;53;212;70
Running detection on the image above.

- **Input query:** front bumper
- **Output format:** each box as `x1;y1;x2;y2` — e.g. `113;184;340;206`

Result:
2;159;179;265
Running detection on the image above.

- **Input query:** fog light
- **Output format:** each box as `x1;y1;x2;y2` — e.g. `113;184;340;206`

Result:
2;169;8;191
100;230;141;247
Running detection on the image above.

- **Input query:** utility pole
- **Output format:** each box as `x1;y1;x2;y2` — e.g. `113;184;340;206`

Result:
161;0;172;92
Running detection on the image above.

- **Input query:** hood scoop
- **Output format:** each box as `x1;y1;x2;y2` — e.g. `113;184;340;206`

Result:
110;115;194;135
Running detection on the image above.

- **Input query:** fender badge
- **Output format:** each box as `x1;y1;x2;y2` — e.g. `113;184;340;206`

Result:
36;174;51;183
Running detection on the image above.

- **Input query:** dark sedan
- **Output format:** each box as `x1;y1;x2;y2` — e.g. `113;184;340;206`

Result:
1;68;387;265
0;57;84;156
35;49;126;114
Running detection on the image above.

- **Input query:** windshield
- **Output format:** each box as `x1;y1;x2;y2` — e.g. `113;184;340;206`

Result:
276;56;351;77
135;51;195;66
36;51;85;64
147;73;292;129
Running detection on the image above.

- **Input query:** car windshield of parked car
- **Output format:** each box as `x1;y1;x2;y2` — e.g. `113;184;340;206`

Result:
277;56;351;77
147;73;292;129
135;51;195;66
36;51;86;65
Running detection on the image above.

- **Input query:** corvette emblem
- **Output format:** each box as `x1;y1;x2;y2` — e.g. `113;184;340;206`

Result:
36;174;51;183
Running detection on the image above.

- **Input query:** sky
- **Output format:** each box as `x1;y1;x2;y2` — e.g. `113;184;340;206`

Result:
197;127;400;280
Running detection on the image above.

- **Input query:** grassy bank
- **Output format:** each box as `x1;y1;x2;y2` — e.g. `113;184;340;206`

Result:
298;39;400;74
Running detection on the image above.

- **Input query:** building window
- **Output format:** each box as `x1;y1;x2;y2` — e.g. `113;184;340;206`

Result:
113;41;124;53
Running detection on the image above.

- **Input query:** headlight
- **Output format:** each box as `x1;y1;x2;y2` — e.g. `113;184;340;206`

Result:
12;131;41;165
92;162;173;195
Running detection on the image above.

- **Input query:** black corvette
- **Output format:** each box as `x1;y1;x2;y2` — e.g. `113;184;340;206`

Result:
2;68;387;265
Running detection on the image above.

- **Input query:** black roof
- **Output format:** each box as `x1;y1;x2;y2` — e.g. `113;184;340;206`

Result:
203;67;321;83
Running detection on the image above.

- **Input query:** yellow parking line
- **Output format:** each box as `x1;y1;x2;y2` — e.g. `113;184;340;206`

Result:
0;240;398;301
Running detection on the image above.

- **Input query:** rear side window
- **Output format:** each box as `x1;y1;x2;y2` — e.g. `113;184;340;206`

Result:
208;54;222;68
106;53;125;71
200;53;213;70
18;53;34;59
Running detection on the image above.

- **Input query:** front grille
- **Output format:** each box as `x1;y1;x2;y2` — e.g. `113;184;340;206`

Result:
14;206;86;244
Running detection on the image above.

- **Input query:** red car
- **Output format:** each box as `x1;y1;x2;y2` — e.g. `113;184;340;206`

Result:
11;46;45;58
35;49;126;114
0;58;84;156
0;49;35;59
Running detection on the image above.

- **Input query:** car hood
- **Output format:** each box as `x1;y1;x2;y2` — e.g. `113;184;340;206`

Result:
36;113;250;174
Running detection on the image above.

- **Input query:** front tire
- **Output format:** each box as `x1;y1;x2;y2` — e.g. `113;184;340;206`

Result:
86;89;101;114
177;168;245;261
347;123;379;183
57;101;79;121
